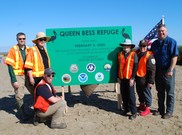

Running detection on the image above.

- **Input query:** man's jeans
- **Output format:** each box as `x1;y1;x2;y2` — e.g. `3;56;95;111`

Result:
155;69;175;114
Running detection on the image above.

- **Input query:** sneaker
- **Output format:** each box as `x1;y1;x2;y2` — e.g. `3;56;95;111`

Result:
129;114;137;120
162;113;173;119
51;123;67;129
140;107;150;116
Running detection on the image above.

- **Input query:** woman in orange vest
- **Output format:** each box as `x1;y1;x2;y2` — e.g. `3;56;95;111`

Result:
118;39;138;120
25;32;51;91
33;68;67;129
136;39;156;116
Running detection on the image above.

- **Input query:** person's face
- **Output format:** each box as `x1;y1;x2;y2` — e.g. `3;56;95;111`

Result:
158;26;168;40
37;37;46;47
123;45;131;53
44;74;54;83
17;35;26;46
139;44;147;52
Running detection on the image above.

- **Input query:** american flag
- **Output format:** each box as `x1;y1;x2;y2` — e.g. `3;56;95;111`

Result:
144;19;162;47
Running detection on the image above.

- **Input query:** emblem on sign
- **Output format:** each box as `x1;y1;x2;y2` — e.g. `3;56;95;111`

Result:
86;63;96;72
95;72;104;82
62;74;71;84
78;73;88;83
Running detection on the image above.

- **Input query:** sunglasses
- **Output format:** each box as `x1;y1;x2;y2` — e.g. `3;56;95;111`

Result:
39;38;46;41
47;74;55;78
18;38;26;40
139;45;147;47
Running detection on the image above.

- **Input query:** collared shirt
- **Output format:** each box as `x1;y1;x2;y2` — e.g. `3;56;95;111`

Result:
151;36;178;69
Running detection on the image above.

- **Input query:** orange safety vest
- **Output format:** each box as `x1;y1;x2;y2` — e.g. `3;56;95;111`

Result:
25;46;50;77
118;51;135;79
5;45;29;75
34;79;56;112
137;51;153;77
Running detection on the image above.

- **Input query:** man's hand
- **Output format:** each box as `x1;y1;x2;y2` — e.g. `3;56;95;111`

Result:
147;83;153;88
13;82;20;89
29;77;35;86
129;78;135;87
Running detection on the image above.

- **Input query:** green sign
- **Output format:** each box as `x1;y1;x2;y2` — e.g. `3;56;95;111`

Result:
46;26;132;86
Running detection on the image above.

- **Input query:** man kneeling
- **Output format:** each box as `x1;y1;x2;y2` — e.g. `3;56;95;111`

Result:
33;68;67;129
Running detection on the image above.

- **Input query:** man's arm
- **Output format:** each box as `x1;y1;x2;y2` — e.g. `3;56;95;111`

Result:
27;70;35;86
48;96;63;104
168;56;178;72
8;65;16;83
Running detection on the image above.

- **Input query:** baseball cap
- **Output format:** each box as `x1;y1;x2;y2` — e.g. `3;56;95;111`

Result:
44;68;55;76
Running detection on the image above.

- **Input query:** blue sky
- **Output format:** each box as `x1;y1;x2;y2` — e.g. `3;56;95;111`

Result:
1;0;181;52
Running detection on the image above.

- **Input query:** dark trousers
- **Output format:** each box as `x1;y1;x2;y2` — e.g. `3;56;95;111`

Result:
136;82;152;107
120;79;137;114
25;76;43;93
155;69;175;114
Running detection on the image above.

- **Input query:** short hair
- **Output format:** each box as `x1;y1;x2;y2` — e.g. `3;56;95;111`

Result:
157;24;167;30
16;32;26;38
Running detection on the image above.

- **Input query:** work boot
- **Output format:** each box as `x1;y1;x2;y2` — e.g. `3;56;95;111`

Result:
140;107;150;116
33;113;40;126
51;123;67;129
138;103;146;111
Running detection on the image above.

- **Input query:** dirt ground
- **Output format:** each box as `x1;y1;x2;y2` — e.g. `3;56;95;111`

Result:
0;63;182;135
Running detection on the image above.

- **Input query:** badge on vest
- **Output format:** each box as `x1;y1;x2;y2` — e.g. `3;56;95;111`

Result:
151;58;156;64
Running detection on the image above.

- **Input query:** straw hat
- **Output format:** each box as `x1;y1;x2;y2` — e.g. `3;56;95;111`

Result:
119;39;135;49
32;32;51;44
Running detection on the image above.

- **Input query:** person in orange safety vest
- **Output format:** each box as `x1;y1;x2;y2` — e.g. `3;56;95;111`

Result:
136;39;156;117
25;32;51;92
5;32;33;122
33;68;67;129
118;39;138;120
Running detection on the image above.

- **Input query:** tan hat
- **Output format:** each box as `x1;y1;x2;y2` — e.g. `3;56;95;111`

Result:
32;32;51;44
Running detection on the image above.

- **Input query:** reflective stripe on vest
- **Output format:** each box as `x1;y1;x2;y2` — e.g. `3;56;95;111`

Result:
31;46;50;77
137;51;152;77
13;46;24;75
5;45;28;75
118;51;135;79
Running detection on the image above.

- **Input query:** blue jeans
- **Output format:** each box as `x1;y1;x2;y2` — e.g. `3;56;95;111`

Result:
136;83;152;107
155;69;175;114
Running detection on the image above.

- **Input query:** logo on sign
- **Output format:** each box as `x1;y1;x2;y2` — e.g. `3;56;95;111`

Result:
78;73;88;83
62;74;71;84
70;64;78;73
104;64;111;71
86;63;96;72
95;72;104;82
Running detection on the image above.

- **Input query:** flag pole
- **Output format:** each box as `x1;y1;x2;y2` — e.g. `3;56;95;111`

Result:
162;15;165;24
